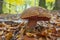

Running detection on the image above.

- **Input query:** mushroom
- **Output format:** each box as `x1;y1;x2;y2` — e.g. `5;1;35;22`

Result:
20;7;51;29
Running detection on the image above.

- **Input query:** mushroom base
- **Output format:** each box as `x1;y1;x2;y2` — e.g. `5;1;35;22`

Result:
26;19;37;29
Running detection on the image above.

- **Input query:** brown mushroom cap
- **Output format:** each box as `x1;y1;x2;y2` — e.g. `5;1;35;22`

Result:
20;7;51;21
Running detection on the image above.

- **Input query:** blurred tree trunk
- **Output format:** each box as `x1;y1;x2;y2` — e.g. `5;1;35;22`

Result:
54;0;60;10
39;0;46;8
0;0;3;13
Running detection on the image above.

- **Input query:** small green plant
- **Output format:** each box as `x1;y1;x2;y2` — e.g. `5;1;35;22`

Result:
45;0;55;10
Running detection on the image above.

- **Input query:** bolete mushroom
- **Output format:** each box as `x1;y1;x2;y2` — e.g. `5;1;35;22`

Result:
20;7;51;29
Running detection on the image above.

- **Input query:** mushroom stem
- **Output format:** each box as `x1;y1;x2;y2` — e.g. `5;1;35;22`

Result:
27;19;37;29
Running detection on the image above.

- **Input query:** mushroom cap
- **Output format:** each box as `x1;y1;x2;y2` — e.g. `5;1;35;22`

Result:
20;7;51;21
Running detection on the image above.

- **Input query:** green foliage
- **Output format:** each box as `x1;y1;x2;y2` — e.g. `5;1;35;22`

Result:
3;0;39;14
45;0;55;10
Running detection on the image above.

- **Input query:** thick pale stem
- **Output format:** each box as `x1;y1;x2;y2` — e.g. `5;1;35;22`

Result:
27;20;37;29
